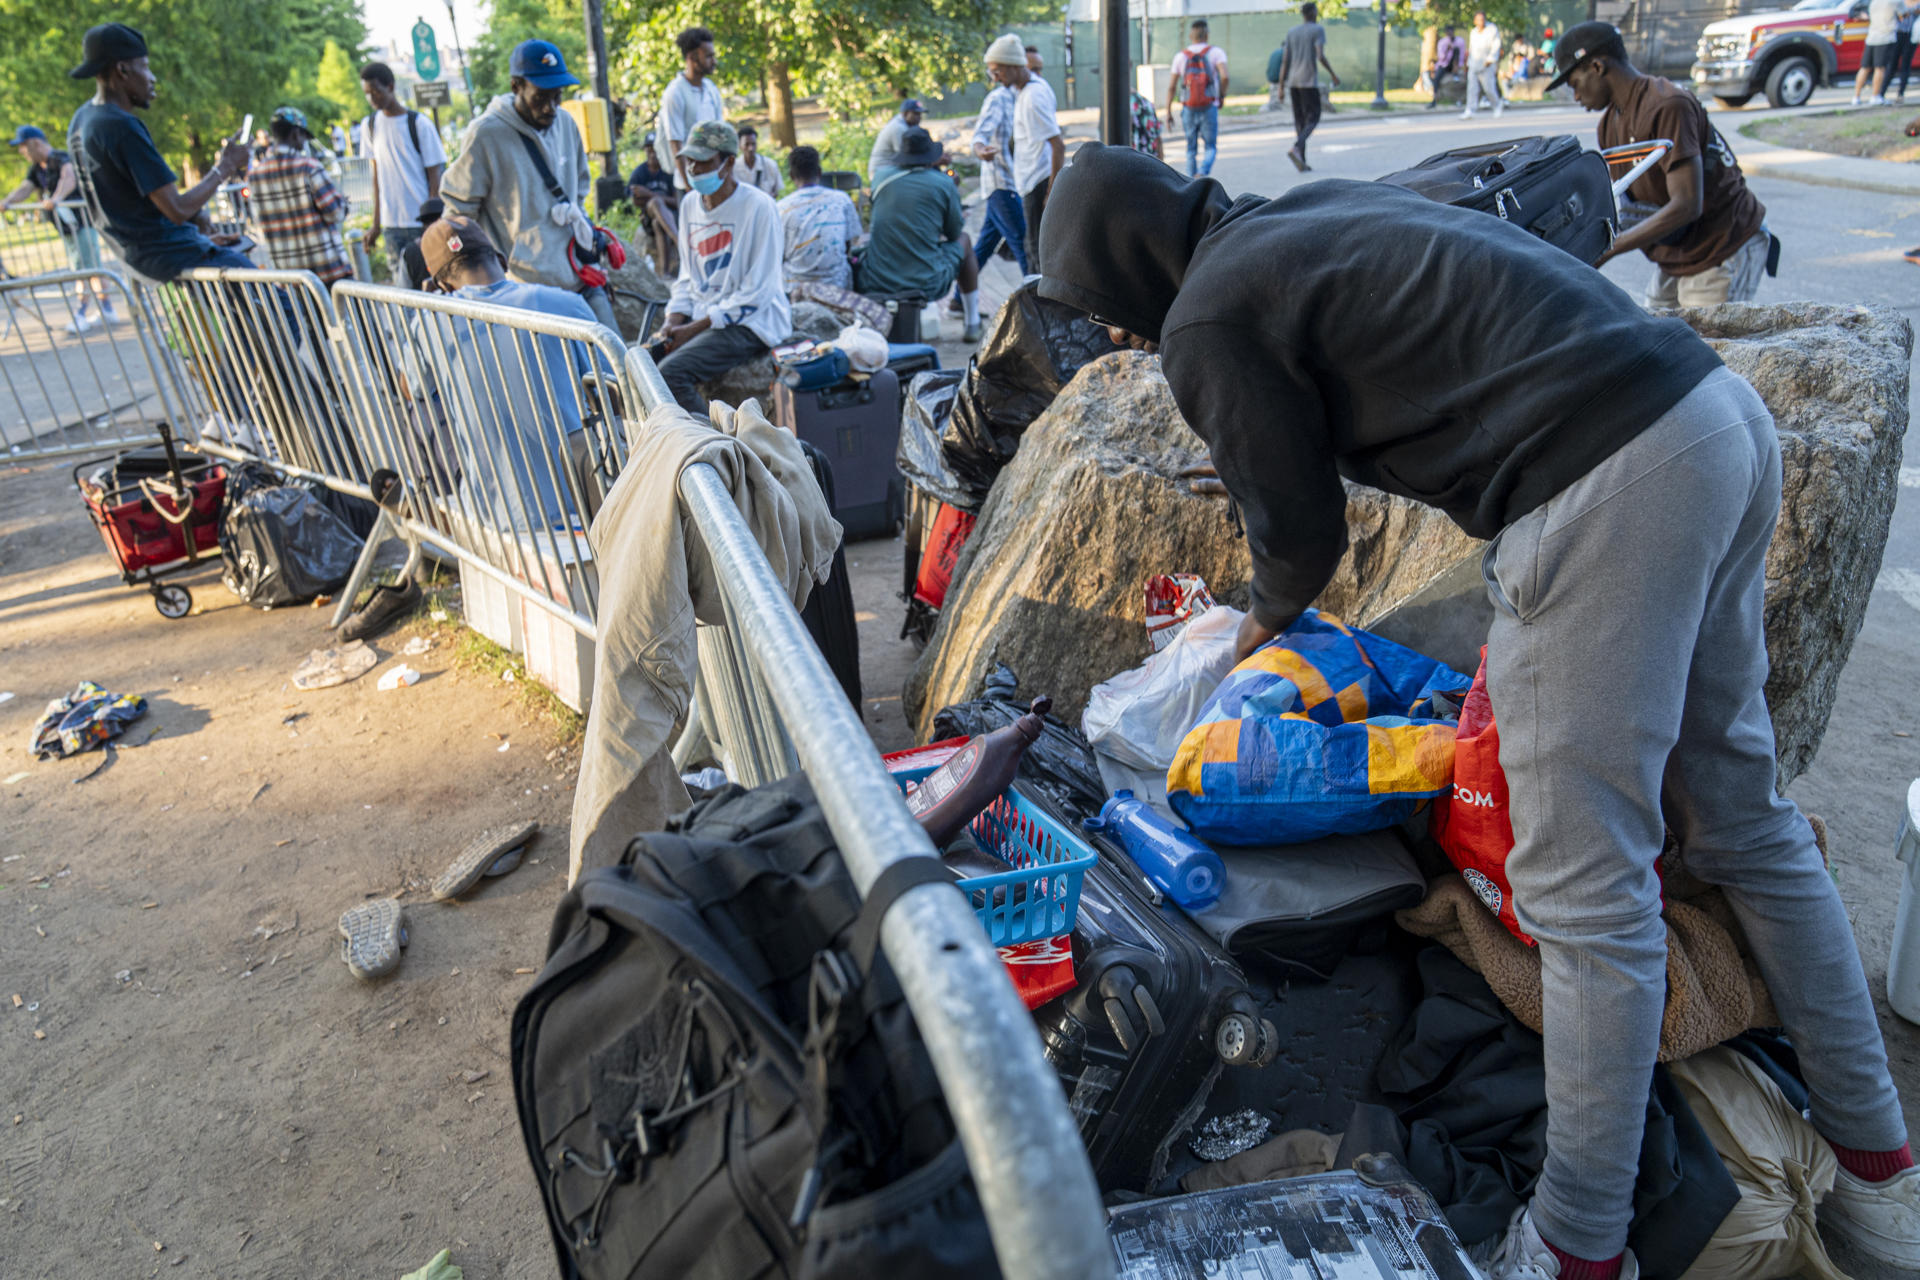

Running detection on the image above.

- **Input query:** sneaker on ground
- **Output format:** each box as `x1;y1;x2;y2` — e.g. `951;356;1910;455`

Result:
961;321;982;344
1821;1165;1920;1268
100;306;125;325
64;312;98;335
1904;246;1920;265
1481;1206;1641;1280
1872;95;1889;105
337;578;422;643
1852;96;1865;106
1461;109;1474;119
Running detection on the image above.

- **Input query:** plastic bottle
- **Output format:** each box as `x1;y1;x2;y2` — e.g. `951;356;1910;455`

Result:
1083;791;1226;909
906;696;1052;847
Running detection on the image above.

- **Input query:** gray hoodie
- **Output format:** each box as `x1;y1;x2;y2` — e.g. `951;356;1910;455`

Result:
442;94;592;292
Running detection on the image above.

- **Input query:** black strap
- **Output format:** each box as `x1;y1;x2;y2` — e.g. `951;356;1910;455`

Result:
848;856;960;978
516;131;568;202
406;110;421;156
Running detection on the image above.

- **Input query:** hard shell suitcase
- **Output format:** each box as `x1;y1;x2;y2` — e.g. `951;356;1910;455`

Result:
1032;798;1279;1192
795;440;863;709
1377;134;1616;264
773;368;904;541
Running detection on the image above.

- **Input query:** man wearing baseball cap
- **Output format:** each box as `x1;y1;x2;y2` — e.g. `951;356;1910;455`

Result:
655;120;789;414
1550;21;1772;308
867;98;926;186
1;124;120;330
1036;141;1920;1280
442;38;621;333
245;107;352;285
65;22;254;283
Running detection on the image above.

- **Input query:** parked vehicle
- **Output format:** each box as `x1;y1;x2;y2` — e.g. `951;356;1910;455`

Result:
1692;0;1910;108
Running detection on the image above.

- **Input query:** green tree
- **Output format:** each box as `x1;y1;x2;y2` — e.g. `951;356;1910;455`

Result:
1389;0;1531;36
469;0;587;104
281;40;364;134
605;0;1052;146
0;0;365;172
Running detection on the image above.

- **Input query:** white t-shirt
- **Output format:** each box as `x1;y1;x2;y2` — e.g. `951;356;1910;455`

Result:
739;153;783;198
667;183;791;348
1012;76;1061;196
656;73;724;188
363;108;448;227
777;184;863;289
1468;25;1503;69
1867;0;1899;44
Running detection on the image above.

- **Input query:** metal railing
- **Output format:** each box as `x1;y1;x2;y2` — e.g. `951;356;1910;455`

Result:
626;348;1115;1279
0;202;96;280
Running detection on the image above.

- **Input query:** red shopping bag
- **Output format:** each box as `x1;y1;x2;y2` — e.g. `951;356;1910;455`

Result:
998;936;1076;1010
912;503;976;610
1429;649;1534;945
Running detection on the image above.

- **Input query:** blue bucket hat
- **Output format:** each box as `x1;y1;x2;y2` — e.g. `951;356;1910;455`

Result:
510;40;580;90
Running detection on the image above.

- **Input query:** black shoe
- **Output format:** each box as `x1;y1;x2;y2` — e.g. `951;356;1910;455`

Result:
337;578;421;643
1287;146;1307;172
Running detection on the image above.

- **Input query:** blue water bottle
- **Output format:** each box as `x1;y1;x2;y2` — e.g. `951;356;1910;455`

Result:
1083;791;1226;909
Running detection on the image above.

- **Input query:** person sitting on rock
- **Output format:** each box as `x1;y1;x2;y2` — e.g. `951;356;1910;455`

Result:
1037;140;1920;1280
854;126;981;342
656;120;789;416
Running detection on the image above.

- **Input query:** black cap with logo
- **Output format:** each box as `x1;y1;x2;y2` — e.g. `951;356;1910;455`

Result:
70;23;149;80
1545;21;1629;93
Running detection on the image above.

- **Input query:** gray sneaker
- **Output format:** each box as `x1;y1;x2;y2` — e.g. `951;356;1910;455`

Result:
1822;1165;1920;1271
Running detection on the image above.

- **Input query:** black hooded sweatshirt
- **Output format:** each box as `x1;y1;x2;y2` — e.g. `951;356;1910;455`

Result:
1037;144;1724;631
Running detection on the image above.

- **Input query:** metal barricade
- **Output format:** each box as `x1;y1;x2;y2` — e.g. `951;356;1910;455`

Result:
0;269;188;461
0;203;93;281
327;283;631;641
622;346;1116;1280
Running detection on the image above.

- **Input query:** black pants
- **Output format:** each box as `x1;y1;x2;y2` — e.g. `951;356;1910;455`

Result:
656;324;769;416
1430;68;1459;106
1894;30;1916;97
1022;177;1051;276
1290;88;1323;157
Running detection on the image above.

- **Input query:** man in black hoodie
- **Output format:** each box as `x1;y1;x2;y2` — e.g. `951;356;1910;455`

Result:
1038;144;1919;1279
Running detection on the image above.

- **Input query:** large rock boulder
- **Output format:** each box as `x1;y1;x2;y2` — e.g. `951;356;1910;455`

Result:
907;304;1910;786
697;301;841;408
605;255;671;345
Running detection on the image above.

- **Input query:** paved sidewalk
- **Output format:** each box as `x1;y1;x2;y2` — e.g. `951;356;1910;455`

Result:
1733;119;1920;197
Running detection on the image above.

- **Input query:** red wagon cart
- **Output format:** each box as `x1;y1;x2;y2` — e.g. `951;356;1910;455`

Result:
73;421;226;619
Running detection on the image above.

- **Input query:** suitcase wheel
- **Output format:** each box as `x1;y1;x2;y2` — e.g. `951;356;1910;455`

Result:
1214;1010;1279;1068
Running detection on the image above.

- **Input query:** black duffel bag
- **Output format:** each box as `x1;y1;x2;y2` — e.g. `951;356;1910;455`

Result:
1377;134;1616;264
511;774;1002;1280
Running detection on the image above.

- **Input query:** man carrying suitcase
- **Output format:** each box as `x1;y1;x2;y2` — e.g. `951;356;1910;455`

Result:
1550;21;1770;308
1037;143;1920;1280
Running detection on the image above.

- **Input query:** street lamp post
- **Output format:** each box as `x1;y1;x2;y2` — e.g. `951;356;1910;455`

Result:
1101;0;1130;145
1374;0;1391;109
444;0;477;120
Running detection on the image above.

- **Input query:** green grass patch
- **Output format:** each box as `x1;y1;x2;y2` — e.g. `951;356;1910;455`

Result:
1742;107;1920;162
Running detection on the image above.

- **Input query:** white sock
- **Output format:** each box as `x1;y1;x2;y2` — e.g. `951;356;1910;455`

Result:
961;290;979;326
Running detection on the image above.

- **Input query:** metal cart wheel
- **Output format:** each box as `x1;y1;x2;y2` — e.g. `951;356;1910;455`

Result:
153;583;192;619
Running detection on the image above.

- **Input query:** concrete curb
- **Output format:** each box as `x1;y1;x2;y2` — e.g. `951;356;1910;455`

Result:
1734;120;1920;197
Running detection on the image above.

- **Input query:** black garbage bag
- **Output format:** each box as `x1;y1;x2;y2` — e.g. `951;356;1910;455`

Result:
929;664;1107;820
897;368;972;511
941;282;1121;506
219;461;363;608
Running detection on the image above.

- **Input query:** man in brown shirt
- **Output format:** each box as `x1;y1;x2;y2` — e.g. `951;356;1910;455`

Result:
1550;21;1770;308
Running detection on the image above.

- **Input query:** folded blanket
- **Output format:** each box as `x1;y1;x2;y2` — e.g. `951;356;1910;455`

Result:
1393;821;1821;1062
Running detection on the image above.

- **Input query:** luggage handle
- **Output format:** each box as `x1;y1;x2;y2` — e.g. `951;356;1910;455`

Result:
1601;139;1673;200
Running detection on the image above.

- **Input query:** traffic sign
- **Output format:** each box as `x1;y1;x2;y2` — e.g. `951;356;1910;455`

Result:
412;18;441;81
415;80;452;108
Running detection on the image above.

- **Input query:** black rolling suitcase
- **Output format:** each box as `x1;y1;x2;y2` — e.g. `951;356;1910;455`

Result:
773;368;904;541
1377;134;1616;264
795;440;863;710
1034;806;1279;1193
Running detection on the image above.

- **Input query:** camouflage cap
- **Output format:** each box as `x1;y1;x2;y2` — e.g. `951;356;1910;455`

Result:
271;105;311;133
678;119;739;163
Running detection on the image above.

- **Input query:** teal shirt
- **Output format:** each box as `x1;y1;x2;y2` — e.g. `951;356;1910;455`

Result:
855;167;965;298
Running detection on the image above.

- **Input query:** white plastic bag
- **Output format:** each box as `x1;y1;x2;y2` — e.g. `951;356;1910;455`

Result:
1083;604;1244;774
832;323;889;373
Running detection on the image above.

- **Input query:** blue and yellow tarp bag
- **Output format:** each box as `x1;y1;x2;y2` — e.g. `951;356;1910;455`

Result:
1167;610;1471;845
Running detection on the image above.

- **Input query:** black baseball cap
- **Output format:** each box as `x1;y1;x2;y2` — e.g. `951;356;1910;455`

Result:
1545;21;1628;92
70;23;148;80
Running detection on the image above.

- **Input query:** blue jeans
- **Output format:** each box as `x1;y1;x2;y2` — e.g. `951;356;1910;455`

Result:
1181;105;1219;176
383;226;425;288
972;189;1030;275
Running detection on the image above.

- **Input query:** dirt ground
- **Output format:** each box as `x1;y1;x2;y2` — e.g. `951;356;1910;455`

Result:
1745;106;1920;162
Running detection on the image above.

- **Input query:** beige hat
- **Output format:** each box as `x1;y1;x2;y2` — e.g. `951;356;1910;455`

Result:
985;33;1026;66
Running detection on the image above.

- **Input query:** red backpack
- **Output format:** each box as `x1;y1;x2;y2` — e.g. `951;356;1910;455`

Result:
1181;46;1221;109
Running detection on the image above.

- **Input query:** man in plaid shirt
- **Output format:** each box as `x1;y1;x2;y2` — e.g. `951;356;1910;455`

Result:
247;106;351;284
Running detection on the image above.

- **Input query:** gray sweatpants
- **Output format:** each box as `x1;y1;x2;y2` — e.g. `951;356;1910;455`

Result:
1482;365;1907;1259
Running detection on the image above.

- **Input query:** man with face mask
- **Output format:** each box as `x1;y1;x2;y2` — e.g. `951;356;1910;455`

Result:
1038;142;1920;1280
441;39;620;333
65;22;252;283
655;121;789;415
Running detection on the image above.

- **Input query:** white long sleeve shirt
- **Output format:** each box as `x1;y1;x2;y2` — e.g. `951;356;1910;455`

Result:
1468;25;1503;70
667;183;792;348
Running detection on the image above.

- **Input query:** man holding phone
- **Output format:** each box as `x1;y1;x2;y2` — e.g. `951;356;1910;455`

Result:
66;23;255;282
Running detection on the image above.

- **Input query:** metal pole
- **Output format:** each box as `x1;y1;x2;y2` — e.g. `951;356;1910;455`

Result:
445;0;477;120
1374;1;1390;108
581;0;618;178
1101;0;1130;144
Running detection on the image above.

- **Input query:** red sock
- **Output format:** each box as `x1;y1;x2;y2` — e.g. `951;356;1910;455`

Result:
1830;1140;1916;1183
1543;1243;1624;1280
